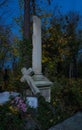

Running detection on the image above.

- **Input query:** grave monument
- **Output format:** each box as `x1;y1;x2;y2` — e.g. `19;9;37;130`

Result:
21;16;53;102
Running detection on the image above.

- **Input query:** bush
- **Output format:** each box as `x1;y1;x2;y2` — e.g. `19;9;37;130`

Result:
51;78;82;118
37;95;55;130
0;96;30;130
0;102;24;130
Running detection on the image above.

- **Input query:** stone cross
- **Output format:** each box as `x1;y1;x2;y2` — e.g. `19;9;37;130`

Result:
32;16;42;75
20;68;40;95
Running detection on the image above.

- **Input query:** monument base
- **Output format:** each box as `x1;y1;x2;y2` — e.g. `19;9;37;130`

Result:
32;74;43;81
32;74;53;102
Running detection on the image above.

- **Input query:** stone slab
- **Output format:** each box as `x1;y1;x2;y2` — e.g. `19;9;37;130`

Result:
0;91;19;104
0;91;38;109
32;75;53;87
49;112;82;130
26;96;38;108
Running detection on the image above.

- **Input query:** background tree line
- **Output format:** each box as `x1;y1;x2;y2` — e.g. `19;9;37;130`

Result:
0;0;82;91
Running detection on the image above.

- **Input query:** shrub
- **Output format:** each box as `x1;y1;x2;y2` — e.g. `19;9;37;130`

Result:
51;78;82;118
0;96;29;130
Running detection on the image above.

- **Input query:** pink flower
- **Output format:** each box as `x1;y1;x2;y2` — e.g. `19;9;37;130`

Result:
15;96;20;101
19;99;24;104
11;96;27;113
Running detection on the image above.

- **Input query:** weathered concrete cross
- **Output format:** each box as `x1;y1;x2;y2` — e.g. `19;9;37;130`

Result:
20;67;40;95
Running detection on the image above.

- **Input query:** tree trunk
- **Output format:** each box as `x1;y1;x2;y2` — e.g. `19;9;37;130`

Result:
69;62;73;78
32;0;36;15
23;0;31;68
69;58;78;78
24;0;30;40
73;57;78;78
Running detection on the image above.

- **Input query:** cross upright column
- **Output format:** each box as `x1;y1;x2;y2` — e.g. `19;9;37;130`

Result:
32;16;42;75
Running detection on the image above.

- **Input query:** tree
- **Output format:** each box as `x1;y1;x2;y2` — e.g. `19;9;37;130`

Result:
0;26;11;68
42;11;82;78
63;12;81;78
24;0;30;39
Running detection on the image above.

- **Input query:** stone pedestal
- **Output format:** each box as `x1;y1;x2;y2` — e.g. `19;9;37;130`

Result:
32;75;53;102
39;86;51;102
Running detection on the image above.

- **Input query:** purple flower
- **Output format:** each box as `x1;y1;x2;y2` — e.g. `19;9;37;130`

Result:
19;99;24;104
11;96;27;113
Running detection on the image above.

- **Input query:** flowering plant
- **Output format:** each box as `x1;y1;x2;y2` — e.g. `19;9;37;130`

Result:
11;96;27;113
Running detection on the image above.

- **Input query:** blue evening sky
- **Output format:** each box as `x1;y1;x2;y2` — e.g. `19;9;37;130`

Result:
0;0;82;36
51;0;82;14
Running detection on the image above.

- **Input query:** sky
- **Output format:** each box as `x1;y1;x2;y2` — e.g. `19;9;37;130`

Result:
0;0;20;37
51;0;82;14
0;0;82;36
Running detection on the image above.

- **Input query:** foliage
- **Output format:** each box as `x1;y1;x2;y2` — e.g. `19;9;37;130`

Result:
51;78;82;117
0;95;35;130
78;62;82;77
18;39;32;68
0;78;82;130
0;26;11;68
0;95;41;130
37;95;55;130
36;78;82;130
42;11;82;78
0;101;24;130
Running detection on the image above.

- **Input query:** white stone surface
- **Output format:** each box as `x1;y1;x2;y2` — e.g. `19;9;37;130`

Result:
20;68;40;95
0;91;19;104
32;16;42;75
33;75;53;102
26;96;38;108
0;91;38;109
39;87;51;102
21;67;33;77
